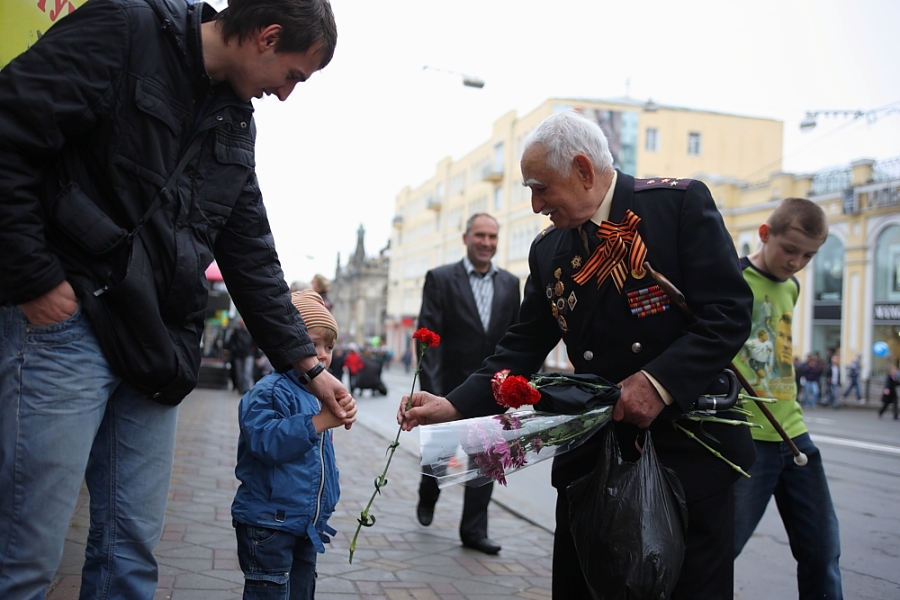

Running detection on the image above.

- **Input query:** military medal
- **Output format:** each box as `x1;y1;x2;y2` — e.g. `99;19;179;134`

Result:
626;284;671;318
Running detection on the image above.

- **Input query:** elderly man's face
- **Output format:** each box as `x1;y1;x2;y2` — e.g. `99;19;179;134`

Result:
521;144;596;229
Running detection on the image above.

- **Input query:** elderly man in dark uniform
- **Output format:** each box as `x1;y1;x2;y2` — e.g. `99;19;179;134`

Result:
399;111;754;599
415;213;521;554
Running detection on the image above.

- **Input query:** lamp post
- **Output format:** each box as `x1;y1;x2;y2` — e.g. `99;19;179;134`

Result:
422;65;485;89
799;101;900;132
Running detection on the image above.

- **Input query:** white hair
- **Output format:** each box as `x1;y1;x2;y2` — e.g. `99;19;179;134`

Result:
523;111;614;176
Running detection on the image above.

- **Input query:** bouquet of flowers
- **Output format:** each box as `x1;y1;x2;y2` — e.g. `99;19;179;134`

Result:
420;371;620;487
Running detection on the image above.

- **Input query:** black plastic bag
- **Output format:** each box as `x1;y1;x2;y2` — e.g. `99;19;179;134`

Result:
566;425;688;600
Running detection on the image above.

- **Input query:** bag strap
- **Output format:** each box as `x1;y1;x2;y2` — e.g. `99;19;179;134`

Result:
127;132;207;243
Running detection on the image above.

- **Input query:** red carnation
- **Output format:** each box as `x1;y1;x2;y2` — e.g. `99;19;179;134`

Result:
412;327;441;347
497;375;541;409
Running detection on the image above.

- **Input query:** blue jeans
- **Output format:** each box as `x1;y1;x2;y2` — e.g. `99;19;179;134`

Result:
734;433;843;600
842;377;861;401
801;380;819;408
234;522;317;600
0;305;178;600
826;383;840;408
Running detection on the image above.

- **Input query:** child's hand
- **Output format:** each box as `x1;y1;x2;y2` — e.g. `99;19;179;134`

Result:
338;394;357;429
312;403;345;433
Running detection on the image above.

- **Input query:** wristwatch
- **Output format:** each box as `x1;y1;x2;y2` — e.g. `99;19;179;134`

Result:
299;361;326;384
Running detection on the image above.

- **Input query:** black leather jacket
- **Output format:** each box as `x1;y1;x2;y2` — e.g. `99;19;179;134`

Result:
0;0;315;390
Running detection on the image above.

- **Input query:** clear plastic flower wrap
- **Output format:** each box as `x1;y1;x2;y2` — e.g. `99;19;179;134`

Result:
420;405;614;487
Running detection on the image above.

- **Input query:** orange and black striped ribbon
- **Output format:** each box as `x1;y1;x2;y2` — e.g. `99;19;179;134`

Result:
572;210;647;293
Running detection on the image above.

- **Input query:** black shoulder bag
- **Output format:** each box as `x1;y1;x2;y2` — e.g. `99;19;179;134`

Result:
49;134;208;405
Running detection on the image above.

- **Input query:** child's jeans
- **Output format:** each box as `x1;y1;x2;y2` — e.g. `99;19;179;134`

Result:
234;521;317;600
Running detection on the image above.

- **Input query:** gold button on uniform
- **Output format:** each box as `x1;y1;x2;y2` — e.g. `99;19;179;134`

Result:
631;342;642;353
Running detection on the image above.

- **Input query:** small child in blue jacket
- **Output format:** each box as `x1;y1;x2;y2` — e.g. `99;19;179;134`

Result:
232;290;356;600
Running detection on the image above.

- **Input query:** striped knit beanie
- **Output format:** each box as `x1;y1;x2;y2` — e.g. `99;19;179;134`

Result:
291;290;338;336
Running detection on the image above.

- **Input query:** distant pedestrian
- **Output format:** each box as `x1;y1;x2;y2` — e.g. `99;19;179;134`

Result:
801;354;822;408
232;291;357;600
402;348;413;373
344;345;364;392
878;366;899;420
842;354;863;404
823;354;841;409
227;319;256;395
311;273;333;311
329;346;346;383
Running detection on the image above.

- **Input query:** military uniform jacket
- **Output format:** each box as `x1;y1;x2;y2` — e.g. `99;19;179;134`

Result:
446;171;755;502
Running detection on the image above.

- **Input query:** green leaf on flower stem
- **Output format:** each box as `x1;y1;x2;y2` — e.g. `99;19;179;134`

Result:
357;513;376;527
548;426;569;437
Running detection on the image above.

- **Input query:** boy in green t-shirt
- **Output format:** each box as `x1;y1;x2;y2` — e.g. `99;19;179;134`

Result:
732;197;843;599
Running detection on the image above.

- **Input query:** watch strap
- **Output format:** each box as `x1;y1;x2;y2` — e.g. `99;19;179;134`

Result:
300;361;326;384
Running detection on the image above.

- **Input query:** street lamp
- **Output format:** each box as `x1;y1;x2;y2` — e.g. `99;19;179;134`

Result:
422;65;485;89
800;101;900;131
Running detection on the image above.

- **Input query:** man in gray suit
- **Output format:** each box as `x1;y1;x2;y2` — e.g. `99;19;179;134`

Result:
415;213;521;554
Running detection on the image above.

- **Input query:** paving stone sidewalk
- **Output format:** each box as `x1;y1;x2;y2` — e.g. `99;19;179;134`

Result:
49;388;554;600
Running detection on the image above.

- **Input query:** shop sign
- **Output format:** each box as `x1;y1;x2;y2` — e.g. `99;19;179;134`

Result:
874;303;900;321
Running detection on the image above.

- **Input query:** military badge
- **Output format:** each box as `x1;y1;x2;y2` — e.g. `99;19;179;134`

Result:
626;284;671;318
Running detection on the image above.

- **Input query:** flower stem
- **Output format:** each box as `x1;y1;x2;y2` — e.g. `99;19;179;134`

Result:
684;414;763;427
348;341;426;563
673;422;750;478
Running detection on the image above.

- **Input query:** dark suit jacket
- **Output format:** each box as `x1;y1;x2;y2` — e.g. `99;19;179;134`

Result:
446;172;755;502
417;261;521;396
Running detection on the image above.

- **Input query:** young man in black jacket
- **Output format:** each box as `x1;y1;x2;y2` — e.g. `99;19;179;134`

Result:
0;1;353;598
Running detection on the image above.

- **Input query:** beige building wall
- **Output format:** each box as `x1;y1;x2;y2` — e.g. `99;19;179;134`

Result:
385;97;785;364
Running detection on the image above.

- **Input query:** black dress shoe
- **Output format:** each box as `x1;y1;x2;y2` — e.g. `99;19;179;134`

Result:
416;502;434;526
462;537;501;555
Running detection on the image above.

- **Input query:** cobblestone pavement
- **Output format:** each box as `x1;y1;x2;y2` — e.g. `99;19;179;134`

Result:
49;388;554;600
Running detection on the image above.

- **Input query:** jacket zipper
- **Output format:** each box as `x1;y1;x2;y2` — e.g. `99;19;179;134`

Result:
312;430;326;528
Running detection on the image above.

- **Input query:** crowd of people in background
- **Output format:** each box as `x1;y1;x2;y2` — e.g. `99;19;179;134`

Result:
218;273;396;397
793;349;900;414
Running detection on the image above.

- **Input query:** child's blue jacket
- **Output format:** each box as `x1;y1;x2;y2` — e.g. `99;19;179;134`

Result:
231;370;339;552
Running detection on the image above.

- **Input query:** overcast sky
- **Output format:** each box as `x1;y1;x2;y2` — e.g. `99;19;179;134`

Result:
234;0;900;285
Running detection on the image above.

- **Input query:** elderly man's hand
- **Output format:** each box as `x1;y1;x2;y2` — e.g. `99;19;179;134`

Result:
612;371;666;429
397;391;463;431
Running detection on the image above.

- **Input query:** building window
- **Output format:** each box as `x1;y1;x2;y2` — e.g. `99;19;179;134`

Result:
493;187;503;210
645;128;658;152
493;141;505;174
688;132;701;156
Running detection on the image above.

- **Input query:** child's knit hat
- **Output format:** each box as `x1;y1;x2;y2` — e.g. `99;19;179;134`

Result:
291;290;338;336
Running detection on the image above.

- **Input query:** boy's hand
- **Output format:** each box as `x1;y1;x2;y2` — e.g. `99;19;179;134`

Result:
338;394;357;428
312;404;344;433
300;367;351;424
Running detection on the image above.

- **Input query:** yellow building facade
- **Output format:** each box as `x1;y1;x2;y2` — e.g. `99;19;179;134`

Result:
385;97;785;368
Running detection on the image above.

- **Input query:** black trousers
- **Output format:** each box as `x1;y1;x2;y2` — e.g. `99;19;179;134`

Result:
552;484;735;599
419;465;493;542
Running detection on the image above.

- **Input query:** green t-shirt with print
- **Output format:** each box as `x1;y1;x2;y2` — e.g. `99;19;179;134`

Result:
732;257;807;442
